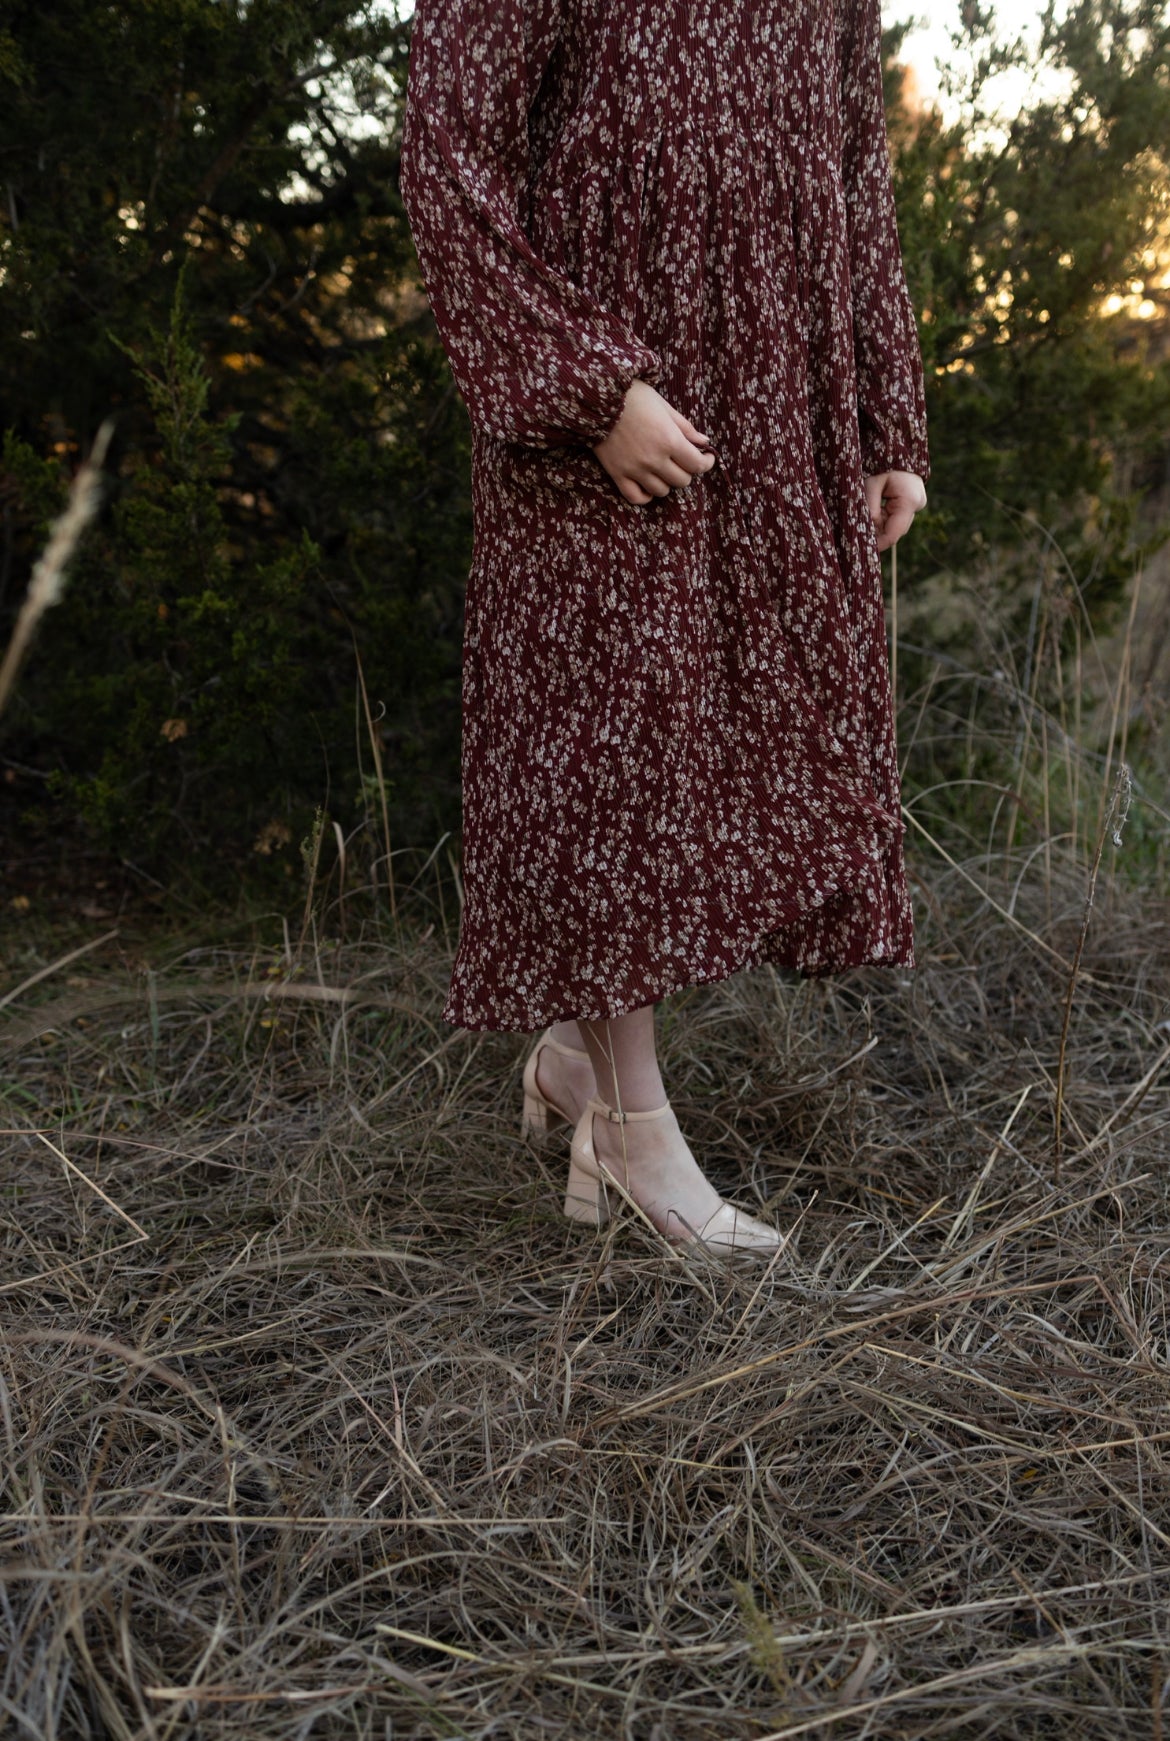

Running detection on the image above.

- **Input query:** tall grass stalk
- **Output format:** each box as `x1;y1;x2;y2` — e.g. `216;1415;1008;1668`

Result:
0;422;112;718
889;535;898;712
353;637;398;929
1052;761;1133;1180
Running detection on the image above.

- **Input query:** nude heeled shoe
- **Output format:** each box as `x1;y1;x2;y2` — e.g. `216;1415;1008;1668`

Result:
565;1097;788;1257
520;1027;593;1136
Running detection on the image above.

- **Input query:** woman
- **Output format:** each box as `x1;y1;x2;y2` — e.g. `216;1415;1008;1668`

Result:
399;0;930;1254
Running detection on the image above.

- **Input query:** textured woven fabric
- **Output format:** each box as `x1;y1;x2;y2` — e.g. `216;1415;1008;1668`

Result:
399;0;931;1032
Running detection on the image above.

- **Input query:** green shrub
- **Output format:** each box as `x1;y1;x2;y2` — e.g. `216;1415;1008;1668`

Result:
0;0;1167;893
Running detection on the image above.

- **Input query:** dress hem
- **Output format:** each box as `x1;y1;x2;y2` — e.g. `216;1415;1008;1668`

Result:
442;799;914;1032
441;934;915;1034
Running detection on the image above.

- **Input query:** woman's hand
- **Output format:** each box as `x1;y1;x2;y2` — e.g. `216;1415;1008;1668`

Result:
592;380;716;505
864;470;928;553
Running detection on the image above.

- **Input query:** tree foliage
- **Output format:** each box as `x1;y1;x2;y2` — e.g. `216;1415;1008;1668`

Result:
894;0;1170;603
0;0;1166;886
0;0;467;884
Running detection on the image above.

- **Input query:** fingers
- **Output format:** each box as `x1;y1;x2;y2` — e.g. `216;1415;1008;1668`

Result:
592;386;721;505
874;503;916;552
616;477;655;505
614;441;716;505
673;437;718;477
671;409;714;447
635;436;717;501
864;470;927;551
654;448;716;492
621;467;707;502
625;473;673;502
864;474;888;528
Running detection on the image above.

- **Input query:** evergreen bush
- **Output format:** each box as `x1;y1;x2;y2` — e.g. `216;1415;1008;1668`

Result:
0;0;1166;892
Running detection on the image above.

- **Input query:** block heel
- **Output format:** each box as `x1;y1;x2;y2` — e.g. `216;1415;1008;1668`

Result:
563;1148;611;1226
521;1090;551;1136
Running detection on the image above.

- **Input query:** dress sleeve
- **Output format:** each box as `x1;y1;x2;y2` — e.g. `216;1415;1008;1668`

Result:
398;0;662;449
836;0;931;481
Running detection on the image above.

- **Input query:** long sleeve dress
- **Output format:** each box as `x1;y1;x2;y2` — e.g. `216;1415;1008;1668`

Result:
399;0;931;1033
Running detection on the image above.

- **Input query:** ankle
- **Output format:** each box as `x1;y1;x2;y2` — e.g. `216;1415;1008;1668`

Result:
548;1019;589;1054
595;1079;668;1116
593;1096;672;1124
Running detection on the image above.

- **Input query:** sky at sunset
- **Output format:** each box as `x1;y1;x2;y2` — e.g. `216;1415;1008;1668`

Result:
900;0;974;103
898;0;1072;119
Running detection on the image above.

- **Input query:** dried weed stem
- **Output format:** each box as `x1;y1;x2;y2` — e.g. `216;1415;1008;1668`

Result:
0;422;112;717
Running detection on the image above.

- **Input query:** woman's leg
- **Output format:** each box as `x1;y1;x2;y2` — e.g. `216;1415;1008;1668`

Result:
531;1009;663;1125
574;1005;726;1237
574;1004;664;1112
530;1018;596;1125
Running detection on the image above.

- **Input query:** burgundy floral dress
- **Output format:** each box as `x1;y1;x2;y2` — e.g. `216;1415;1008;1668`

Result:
399;0;931;1033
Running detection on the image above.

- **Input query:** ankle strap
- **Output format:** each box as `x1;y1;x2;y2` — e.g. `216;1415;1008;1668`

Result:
587;1096;671;1125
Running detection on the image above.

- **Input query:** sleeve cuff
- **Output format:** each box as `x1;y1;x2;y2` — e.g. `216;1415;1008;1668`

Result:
541;339;663;448
859;416;931;482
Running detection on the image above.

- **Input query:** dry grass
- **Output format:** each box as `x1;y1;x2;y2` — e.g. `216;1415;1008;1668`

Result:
2;801;1169;1739
3;516;1170;1736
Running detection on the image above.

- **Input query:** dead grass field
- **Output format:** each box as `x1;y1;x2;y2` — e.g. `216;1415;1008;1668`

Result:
3;780;1170;1739
3;520;1170;1737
